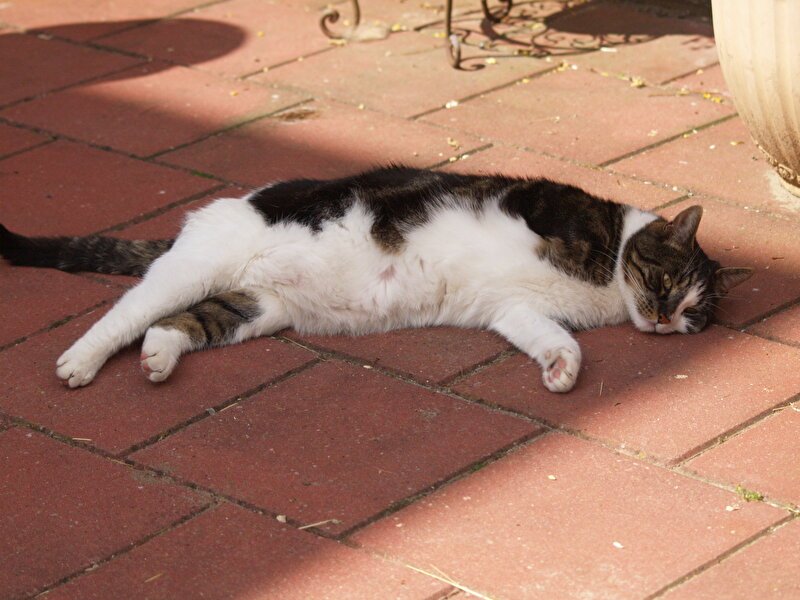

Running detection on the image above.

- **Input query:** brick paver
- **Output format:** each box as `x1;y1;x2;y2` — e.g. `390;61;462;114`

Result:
2;64;310;157
131;361;540;535
684;407;800;509
160;99;487;184
286;326;510;385
252;30;550;117
662;518;800;599
98;0;334;76
0;141;217;235
0;123;50;158
454;325;800;464
564;1;718;83
352;433;785;600
0;311;316;455
748;303;800;346
40;503;449;600
0;33;141;106
0;0;211;41
0;428;207;599
612;117;800;218
1;2;799;598
0;269;118;348
420;66;733;165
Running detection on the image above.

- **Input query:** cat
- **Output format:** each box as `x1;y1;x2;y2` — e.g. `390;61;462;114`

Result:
0;166;753;393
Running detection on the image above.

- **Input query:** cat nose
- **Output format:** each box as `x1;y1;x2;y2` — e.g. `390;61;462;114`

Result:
657;313;671;325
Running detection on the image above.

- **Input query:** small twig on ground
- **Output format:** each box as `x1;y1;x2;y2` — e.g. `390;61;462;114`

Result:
404;563;501;600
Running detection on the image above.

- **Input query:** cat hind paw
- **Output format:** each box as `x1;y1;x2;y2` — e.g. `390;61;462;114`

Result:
140;327;188;382
542;347;581;393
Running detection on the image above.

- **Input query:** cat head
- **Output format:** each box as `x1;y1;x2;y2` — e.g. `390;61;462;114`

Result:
620;205;753;334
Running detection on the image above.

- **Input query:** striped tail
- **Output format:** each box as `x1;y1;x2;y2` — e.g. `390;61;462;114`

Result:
0;224;173;277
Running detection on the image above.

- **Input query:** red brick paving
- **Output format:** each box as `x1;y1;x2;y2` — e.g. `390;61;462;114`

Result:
0;141;217;235
0;310;317;455
420;66;733;165
2;2;799;598
0;428;207;600
251;30;550;117
0;33;141;106
160;99;487;184
131;361;540;535
612;117;800;218
352;433;785;600
0;123;50;158
286;326;510;384
0;269;118;348
683;406;800;509
98;0;334;76
41;503;450;600
748;303;800;346
664;63;732;101
2;63;311;157
454;325;800;464
662;518;800;599
0;0;211;41
554;1;718;84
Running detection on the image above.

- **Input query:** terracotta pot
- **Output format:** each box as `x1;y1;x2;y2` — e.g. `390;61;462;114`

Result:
712;0;800;196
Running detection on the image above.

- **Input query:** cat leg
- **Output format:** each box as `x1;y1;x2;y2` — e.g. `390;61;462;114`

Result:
491;304;582;393
140;289;290;382
56;250;234;387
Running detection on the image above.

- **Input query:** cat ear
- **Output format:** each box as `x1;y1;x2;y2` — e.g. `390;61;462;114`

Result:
669;205;703;246
714;267;754;296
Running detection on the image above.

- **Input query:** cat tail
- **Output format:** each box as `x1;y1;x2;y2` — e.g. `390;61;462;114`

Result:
0;224;173;277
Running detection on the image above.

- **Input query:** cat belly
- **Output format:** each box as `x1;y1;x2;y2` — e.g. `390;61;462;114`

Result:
237;207;443;335
234;199;630;335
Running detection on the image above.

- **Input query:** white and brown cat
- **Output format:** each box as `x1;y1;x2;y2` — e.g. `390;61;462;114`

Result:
0;166;753;392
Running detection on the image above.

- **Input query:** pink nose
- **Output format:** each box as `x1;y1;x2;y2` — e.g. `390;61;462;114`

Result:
657;314;671;325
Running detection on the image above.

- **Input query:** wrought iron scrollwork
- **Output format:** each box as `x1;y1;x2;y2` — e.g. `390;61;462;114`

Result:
319;0;361;40
481;0;513;22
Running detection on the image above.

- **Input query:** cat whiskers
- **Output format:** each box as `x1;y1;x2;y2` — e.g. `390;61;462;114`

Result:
620;261;647;304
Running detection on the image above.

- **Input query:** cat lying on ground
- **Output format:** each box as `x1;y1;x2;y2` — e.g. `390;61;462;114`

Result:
0;166;753;392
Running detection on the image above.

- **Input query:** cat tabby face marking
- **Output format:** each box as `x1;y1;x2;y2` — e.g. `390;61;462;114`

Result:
621;205;753;334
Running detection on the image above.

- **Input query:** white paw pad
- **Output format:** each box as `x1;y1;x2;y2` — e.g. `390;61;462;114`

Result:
140;327;188;383
56;348;105;388
542;347;581;393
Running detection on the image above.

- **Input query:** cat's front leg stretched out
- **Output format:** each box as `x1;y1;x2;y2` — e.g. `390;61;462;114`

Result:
490;301;582;393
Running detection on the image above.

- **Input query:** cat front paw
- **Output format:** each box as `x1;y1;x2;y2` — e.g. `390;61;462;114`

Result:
541;346;581;393
56;347;106;388
140;327;188;383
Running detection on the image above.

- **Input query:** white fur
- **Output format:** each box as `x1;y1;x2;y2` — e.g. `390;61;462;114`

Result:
658;281;703;334
56;194;663;392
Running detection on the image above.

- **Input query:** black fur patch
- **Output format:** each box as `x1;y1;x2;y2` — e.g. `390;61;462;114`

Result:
501;179;626;284
250;166;626;282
